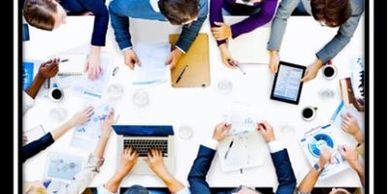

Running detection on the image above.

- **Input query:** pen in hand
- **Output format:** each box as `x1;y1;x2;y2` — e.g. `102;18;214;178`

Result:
224;138;234;159
227;59;246;75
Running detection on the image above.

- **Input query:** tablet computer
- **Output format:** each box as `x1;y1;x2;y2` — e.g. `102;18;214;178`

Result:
270;61;306;104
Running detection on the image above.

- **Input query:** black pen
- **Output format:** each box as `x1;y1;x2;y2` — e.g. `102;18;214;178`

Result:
175;65;188;84
224;139;234;159
227;59;246;75
60;58;69;63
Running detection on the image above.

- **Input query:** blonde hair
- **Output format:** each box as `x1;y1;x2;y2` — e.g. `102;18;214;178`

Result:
23;184;48;194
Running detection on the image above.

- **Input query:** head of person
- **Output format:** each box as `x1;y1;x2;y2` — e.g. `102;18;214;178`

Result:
23;0;67;31
329;188;352;194
123;185;149;194
311;0;351;27
158;0;199;25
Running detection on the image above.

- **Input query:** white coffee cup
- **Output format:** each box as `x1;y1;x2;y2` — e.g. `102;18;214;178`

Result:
132;90;149;107
301;106;317;121
322;65;337;80
49;87;64;102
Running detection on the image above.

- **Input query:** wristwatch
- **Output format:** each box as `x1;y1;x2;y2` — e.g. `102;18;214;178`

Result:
313;163;322;172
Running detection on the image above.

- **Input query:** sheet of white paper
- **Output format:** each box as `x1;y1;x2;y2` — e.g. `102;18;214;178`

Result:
330;101;365;131
46;152;84;181
24;125;46;144
71;100;112;151
223;102;263;135
132;42;170;86
218;132;267;172
52;53;86;75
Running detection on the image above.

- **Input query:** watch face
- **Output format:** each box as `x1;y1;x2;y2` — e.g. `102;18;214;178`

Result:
314;163;321;171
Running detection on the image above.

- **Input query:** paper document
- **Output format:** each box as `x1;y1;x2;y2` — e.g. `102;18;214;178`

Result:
24;125;46;144
132;42;170;86
223;102;263;135
71;101;112;151
46;152;84;181
218;132;267;172
53;54;86;75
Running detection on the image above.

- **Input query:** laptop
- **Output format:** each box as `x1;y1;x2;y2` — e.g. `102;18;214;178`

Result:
228;26;271;64
113;125;175;175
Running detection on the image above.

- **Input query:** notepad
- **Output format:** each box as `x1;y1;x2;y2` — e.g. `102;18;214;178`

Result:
56;54;86;75
228;27;270;64
24;125;46;144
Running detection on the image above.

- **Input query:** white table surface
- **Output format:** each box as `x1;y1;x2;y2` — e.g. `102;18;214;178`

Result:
23;13;365;189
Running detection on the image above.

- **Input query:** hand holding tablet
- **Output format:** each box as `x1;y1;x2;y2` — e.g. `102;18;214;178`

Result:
270;61;306;105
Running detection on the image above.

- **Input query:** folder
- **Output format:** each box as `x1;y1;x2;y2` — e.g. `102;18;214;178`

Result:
169;33;210;87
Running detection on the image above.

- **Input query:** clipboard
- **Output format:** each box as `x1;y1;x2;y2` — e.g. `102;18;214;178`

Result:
169;33;210;87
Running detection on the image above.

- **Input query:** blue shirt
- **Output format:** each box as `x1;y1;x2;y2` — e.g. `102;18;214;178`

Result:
109;0;208;52
61;0;109;46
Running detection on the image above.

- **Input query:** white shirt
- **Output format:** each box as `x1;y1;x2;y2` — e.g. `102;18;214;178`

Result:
23;91;35;114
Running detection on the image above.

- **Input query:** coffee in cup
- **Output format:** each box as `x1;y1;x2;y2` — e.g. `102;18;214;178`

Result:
322;65;337;79
301;106;317;121
49;87;64;102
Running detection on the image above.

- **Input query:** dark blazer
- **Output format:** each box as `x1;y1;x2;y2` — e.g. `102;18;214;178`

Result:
188;145;297;194
22;133;54;163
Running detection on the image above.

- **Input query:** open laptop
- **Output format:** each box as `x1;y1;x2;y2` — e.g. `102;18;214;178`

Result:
228;26;271;64
113;125;175;175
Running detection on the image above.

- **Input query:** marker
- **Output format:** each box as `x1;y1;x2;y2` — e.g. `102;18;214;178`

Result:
175;65;188;84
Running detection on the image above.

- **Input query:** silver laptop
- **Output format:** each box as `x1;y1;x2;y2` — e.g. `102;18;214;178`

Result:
113;125;175;175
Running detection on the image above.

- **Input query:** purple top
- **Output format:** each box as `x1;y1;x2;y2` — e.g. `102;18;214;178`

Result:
210;0;278;46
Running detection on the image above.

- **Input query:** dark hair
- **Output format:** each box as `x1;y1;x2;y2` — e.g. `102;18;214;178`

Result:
23;0;58;31
158;0;199;25
311;0;352;27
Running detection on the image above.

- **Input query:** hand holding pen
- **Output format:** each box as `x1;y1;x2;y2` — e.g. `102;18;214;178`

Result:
227;59;246;75
257;121;275;143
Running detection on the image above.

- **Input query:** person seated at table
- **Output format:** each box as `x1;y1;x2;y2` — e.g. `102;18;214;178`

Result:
23;59;59;114
341;113;364;157
23;110;115;194
22;106;95;162
23;0;109;80
108;0;208;70
209;0;278;68
297;146;365;194
97;148;190;194
188;121;297;194
267;0;364;82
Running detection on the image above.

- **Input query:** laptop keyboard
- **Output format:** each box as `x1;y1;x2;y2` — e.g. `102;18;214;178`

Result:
123;139;168;157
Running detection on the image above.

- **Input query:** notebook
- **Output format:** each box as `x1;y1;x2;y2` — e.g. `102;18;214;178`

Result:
228;26;271;64
169;33;210;87
55;54;86;75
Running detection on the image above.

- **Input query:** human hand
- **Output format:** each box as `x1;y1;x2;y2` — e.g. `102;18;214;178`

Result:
37;58;59;79
318;147;332;168
146;149;168;176
211;22;232;41
120;147;139;174
338;145;360;169
85;46;102;80
165;49;183;69
212;122;231;141
100;109;115;139
68;106;94;127
257;121;275;143
341;113;363;144
23;134;28;146
301;59;324;82
124;49;141;70
268;51;279;73
219;44;237;69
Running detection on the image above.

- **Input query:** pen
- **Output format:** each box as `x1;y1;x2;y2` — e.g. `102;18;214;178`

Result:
175;65;188;84
228;59;246;75
224;139;234;159
59;58;69;63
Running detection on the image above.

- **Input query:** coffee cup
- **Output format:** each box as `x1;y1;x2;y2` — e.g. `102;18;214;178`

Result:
322;65;337;80
301;106;317;121
49;87;64;102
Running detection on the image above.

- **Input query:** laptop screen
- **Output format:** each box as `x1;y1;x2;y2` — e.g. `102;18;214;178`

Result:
113;125;174;136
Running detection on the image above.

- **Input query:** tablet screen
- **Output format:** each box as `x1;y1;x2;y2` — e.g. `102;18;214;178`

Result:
270;62;306;104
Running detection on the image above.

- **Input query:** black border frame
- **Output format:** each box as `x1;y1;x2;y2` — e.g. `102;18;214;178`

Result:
270;61;306;105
